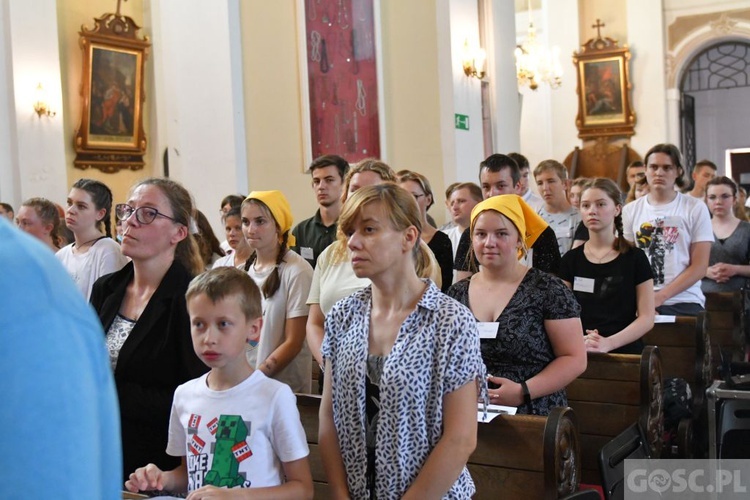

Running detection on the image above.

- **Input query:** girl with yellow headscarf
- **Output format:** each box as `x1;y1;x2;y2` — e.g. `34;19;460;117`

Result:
446;194;586;415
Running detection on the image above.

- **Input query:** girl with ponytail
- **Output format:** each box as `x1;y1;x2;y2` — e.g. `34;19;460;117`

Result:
559;177;655;353
242;191;314;394
56;178;128;300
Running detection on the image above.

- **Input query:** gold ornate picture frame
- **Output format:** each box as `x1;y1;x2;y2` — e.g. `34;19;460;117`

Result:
573;33;636;139
74;12;149;173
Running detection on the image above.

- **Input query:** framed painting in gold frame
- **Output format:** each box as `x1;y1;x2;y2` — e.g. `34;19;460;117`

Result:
74;12;149;173
573;36;635;139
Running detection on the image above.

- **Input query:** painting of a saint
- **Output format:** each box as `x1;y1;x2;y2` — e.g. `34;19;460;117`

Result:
583;59;623;120
88;47;138;141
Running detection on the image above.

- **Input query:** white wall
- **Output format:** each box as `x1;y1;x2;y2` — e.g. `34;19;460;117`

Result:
150;0;248;236
0;0;67;206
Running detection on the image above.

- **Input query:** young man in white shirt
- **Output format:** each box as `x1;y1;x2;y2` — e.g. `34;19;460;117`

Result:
622;144;713;315
534;159;581;257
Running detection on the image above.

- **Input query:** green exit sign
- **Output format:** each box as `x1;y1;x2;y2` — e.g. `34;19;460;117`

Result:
455;113;470;130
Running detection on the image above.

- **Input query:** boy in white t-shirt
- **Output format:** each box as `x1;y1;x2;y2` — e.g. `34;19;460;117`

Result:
534;159;582;256
124;267;312;499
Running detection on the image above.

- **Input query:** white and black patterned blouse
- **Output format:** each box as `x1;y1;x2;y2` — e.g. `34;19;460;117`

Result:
322;280;485;499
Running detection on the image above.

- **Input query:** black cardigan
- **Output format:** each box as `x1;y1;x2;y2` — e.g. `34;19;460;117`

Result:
90;260;208;480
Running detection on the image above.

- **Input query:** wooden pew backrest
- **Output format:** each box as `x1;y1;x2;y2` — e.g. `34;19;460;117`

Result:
296;394;581;500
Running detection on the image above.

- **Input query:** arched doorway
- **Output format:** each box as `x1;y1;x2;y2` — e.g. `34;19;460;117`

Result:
679;41;750;175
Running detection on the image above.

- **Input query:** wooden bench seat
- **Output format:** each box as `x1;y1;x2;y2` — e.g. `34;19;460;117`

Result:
296;394;582;499
567;346;663;484
705;291;746;376
642;314;710;457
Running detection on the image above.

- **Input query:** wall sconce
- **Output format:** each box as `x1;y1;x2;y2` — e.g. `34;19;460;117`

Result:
33;83;56;118
462;40;486;80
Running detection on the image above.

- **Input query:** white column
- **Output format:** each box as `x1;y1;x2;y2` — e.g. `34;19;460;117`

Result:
665;88;681;147
150;0;248;235
437;0;486;185
0;0;67;206
518;0;578;168
546;0;579;164
627;0;668;157
487;0;521;154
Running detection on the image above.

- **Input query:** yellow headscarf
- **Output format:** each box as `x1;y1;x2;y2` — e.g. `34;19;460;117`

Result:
244;190;296;247
470;194;548;255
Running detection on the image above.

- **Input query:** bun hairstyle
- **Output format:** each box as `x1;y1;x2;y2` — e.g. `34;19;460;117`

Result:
131;178;204;276
580;177;632;254
72;178;114;237
21;197;63;249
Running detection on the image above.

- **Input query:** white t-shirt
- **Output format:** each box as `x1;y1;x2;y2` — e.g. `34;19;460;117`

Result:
246;250;313;393
622;192;714;306
212;253;247;269
55;238;128;300
166;371;309;493
307;244;371;315
537;206;581;257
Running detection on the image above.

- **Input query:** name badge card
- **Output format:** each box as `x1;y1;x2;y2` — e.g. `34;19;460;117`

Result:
573;276;595;294
477;322;500;339
301;247;314;261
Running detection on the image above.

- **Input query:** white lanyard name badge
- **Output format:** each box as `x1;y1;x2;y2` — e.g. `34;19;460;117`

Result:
573;276;595;294
477;322;500;339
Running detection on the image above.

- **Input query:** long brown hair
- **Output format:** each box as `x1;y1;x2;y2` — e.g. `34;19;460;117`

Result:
581;177;632;254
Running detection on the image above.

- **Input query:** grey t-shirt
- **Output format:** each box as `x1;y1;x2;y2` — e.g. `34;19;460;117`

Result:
702;220;750;294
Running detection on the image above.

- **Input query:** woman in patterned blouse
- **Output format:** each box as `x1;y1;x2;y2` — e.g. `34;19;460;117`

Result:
447;195;586;415
319;183;485;499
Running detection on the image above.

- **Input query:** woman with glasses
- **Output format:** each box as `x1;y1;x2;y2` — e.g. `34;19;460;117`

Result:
398;170;454;291
702;176;750;296
90;178;208;481
56;179;128;300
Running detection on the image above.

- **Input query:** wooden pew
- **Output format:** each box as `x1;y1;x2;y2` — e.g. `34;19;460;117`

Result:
642;313;710;406
642;313;710;457
705;291;746;377
296;394;582;499
567;346;663;485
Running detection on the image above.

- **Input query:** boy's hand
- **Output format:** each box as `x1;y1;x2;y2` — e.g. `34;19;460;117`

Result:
124;463;167;492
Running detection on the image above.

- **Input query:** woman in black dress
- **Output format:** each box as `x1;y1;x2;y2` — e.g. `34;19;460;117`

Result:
398;170;454;291
447;194;586;415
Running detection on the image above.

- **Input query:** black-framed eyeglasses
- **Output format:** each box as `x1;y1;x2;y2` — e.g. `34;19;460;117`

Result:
115;203;179;225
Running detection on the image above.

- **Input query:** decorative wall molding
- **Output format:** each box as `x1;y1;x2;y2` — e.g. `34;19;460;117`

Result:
666;10;750;88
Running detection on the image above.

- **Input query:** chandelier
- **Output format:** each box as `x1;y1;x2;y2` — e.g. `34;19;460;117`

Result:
514;1;563;91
